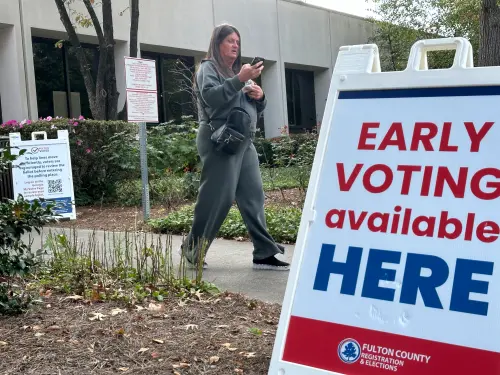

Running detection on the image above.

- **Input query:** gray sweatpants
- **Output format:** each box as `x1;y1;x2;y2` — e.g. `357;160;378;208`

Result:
182;123;283;263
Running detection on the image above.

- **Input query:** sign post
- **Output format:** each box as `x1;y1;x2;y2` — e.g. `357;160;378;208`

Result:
269;37;500;374
9;130;76;220
124;57;158;220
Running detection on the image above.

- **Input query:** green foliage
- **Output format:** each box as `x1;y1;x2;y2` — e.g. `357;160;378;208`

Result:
0;196;56;278
115;166;308;208
0;149;56;315
0;283;35;315
0;117;140;205
253;131;319;168
148;204;302;244
0;116;200;206
37;229;220;305
147;117;200;178
369;0;480;71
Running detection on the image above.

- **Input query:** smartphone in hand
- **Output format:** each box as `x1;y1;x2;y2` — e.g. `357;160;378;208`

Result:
250;57;265;66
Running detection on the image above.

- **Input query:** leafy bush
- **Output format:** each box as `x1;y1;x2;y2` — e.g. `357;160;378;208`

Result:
148;204;302;244
0;117;140;205
0;196;56;277
116;172;192;207
147;118;200;177
0;146;56;315
254;128;318;169
0;116;201;205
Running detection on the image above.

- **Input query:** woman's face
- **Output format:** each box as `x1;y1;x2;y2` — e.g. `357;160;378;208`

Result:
219;32;240;62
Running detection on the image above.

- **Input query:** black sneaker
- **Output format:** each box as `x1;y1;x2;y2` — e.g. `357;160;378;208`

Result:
253;255;290;270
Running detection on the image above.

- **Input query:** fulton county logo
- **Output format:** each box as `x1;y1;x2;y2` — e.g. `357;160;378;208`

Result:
338;338;361;364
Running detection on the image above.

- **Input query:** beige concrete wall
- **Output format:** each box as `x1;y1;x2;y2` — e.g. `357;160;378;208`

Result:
0;0;20;25
140;0;214;53
213;0;280;62
0;25;28;121
278;1;332;68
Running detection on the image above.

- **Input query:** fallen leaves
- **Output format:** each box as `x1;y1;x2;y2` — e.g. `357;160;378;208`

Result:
152;339;164;344
172;362;190;369
209;356;220;364
240;351;256;358
147;303;163;311
89;312;107;321
137;347;149;354
0;341;7;346
111;308;127;316
62;295;84;302
222;343;238;351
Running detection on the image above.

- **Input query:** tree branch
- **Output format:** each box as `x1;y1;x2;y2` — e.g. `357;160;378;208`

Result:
130;0;139;57
54;0;96;99
82;0;105;47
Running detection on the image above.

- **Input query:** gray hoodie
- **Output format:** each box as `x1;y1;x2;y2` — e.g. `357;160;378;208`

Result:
195;59;267;133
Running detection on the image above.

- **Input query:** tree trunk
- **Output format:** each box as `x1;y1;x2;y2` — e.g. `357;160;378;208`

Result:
130;0;140;58
118;0;140;121
479;0;500;66
54;0;102;119
101;0;119;120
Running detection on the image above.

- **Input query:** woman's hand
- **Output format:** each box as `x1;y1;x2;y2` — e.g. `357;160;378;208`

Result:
247;84;264;101
238;62;264;82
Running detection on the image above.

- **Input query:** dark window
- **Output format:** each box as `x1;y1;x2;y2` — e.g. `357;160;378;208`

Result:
140;51;196;124
32;37;98;119
285;68;317;133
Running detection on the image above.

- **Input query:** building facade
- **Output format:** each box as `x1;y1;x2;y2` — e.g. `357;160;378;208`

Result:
0;0;374;138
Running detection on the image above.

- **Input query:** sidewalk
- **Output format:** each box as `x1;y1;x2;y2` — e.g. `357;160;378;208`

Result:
27;227;294;305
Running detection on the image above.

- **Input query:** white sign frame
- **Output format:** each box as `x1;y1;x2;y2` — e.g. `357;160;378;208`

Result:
269;37;500;375
9;130;76;220
124;56;159;123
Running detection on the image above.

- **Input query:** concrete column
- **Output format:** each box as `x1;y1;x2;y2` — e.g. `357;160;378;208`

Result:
114;40;130;113
0;25;28;122
314;68;332;127
261;60;287;139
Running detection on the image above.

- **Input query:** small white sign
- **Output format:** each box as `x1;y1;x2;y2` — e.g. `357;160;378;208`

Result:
124;57;158;123
9;130;76;220
126;91;159;123
125;57;157;91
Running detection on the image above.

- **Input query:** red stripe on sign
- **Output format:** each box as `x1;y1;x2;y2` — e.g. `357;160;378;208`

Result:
282;316;500;374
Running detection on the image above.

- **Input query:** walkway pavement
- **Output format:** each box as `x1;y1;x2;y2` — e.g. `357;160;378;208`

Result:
26;227;295;305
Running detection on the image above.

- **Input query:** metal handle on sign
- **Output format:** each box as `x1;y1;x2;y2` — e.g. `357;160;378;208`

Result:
31;131;48;140
406;37;474;71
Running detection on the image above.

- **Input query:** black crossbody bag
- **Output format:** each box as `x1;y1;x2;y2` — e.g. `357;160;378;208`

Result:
196;62;251;155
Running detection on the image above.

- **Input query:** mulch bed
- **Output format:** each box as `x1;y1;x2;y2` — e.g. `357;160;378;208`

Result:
46;188;305;233
0;292;281;374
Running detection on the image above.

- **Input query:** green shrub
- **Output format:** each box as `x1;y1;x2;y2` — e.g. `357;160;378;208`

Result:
0;147;56;315
0;117;140;205
148;203;302;244
147;117;200;177
116;171;200;207
254;129;318;168
261;166;310;191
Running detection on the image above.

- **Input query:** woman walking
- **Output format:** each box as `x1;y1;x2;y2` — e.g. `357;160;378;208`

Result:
179;24;290;271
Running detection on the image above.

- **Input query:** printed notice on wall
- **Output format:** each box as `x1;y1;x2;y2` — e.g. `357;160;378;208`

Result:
9;130;76;220
125;57;158;123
